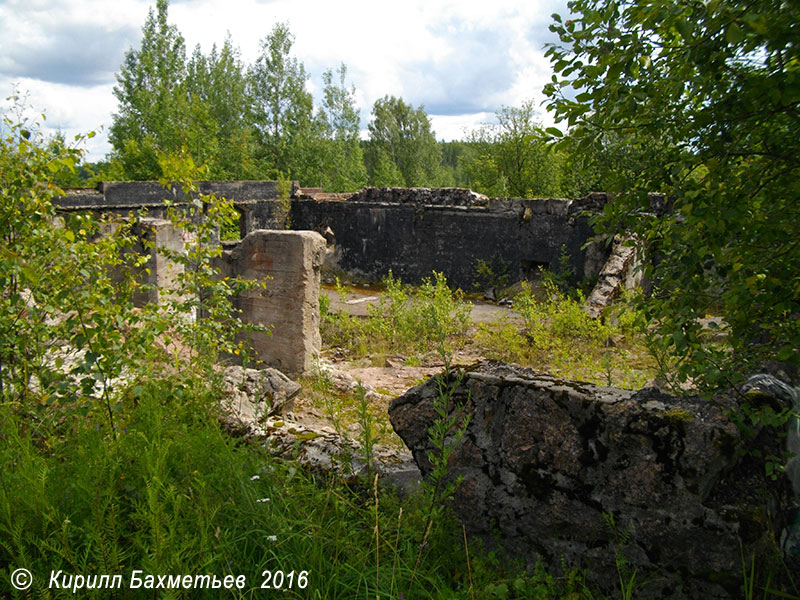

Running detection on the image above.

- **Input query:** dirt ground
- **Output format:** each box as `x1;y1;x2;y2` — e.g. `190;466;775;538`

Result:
319;285;517;394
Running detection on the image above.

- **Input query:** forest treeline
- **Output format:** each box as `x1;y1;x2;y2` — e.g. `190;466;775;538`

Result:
59;0;622;198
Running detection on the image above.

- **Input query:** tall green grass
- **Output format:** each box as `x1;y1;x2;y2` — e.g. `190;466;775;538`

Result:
321;271;471;368
476;279;657;389
0;373;486;598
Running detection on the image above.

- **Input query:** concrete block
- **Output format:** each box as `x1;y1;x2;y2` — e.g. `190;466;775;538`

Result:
131;218;185;307
219;230;325;374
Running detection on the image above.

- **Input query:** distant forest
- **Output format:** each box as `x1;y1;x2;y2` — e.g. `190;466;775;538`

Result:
53;0;622;199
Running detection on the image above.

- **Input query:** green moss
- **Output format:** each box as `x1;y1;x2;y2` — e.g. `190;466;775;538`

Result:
663;408;694;422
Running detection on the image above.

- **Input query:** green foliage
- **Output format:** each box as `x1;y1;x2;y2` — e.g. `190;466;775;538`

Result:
248;22;326;185
477;279;656;388
478;559;593;599
1;98;262;430
3;94;652;600
322;271;471;367
421;374;471;518
460;101;562;197
185;36;257;179
604;512;639;600
354;381;379;476
3;106;533;599
319;64;368;192
411;371;471;583
366;96;443;187
0;374;487;599
515;279;610;344
474;254;511;292
2;101;151;425
545;0;800;392
109;0;190;179
155;151;268;367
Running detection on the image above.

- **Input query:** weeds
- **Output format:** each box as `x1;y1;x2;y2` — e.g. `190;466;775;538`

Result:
355;381;378;476
321;270;470;367
477;278;656;389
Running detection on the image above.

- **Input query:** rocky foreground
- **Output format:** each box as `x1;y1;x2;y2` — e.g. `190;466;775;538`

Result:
389;361;795;599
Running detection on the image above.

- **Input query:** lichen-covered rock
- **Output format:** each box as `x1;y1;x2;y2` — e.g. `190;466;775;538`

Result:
220;366;301;429
389;361;794;599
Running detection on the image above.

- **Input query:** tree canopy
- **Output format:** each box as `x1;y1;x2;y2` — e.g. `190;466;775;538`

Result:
109;0;189;179
104;0;596;197
460;101;560;198
545;0;800;389
249;22;325;183
318;64;367;192
365;96;442;187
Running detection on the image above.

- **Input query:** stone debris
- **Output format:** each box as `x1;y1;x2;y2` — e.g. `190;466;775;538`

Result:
584;235;643;318
218;363;420;493
219;365;301;425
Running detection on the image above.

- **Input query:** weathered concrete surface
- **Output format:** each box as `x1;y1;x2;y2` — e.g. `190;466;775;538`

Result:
291;188;609;289
58;183;613;291
130;217;185;307
58;180;281;210
216;230;325;374
57;181;288;238
220;365;302;423
389;361;794;599
584;235;644;318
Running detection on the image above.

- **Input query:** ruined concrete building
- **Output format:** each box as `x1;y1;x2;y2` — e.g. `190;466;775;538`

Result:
56;181;637;372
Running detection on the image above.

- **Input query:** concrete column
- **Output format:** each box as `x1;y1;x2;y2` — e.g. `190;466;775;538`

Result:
131;217;185;307
218;230;325;374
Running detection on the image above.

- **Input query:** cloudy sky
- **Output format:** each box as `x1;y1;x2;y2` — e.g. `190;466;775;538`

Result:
0;0;570;162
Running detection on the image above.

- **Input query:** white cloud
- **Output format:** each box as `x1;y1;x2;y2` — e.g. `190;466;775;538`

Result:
0;0;568;161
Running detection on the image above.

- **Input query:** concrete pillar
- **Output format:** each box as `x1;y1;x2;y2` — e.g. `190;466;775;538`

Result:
131;218;185;307
218;230;325;374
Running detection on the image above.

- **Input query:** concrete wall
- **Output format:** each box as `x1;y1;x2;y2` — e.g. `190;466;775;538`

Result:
129;218;186;307
57;183;609;290
57;181;288;235
291;189;609;289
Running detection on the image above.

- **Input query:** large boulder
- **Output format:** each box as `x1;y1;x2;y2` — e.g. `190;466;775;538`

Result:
389;361;794;598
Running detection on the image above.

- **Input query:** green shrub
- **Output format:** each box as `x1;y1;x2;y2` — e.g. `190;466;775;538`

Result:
321;271;471;368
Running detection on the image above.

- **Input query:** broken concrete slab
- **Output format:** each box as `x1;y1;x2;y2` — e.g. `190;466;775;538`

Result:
389;361;794;599
584;235;643;318
219;365;302;430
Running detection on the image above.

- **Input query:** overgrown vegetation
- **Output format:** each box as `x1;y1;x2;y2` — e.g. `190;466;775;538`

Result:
322;270;657;390
322;271;471;369
477;279;656;389
69;0;586;198
6;0;799;594
3;105;627;599
545;0;800;394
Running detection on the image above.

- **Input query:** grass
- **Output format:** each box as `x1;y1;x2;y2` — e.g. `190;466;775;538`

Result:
321;271;471;369
2;266;787;600
0;372;481;599
322;272;659;390
474;280;658;389
0;366;615;600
